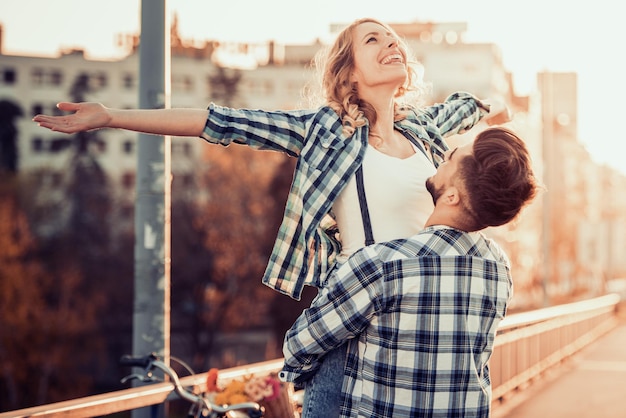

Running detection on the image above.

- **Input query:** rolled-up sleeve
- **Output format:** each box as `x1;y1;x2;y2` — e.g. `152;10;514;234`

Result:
425;92;490;137
201;104;314;156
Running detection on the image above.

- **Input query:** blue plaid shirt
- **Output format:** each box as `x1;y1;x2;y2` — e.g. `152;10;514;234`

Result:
201;93;489;300
279;226;512;418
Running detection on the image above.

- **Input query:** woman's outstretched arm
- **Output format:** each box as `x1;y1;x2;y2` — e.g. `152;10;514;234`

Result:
33;102;209;137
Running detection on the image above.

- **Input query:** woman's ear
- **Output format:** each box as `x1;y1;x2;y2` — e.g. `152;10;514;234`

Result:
350;68;360;84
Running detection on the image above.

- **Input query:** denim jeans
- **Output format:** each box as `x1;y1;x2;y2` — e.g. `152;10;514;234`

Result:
301;343;346;418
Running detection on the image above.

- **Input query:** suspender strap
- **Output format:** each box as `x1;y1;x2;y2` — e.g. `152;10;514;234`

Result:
355;165;375;246
355;130;430;247
403;130;431;160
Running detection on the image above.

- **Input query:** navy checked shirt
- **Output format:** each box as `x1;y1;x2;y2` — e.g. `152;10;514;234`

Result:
280;226;512;418
201;93;489;300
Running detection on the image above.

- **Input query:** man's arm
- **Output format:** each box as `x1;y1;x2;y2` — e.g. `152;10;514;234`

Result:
280;250;384;383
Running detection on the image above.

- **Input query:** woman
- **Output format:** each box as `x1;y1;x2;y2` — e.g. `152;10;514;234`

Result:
34;18;501;415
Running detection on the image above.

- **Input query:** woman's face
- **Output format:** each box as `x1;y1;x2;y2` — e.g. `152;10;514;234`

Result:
350;21;408;94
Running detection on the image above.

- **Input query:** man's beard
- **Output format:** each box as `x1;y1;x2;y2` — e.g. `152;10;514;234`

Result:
425;177;444;206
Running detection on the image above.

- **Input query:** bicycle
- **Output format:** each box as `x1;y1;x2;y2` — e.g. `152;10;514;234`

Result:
120;352;264;418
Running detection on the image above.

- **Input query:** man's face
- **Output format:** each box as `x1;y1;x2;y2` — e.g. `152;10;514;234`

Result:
426;143;473;205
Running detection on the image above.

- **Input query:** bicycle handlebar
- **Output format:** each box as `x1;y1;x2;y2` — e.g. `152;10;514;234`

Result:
119;353;158;369
120;353;263;416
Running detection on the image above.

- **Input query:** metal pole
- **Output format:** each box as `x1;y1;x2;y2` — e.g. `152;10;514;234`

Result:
133;1;171;417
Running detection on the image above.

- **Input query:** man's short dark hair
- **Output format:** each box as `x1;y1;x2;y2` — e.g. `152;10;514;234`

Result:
458;127;538;231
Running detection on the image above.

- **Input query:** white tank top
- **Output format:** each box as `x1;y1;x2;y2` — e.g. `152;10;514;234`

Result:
333;143;436;262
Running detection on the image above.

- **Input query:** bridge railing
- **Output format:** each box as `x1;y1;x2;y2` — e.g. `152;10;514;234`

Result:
0;293;621;418
490;293;621;401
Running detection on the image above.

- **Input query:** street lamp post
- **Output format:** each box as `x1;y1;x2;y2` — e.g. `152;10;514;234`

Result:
132;1;171;417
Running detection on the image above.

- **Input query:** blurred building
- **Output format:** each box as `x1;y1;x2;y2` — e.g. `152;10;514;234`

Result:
1;18;624;310
539;72;626;302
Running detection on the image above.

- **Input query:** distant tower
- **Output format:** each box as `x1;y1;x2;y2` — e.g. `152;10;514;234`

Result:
538;71;579;303
539;72;578;140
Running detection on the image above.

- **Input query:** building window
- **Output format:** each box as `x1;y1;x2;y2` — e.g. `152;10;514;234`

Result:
1;68;16;84
49;137;71;153
173;74;194;92
48;70;63;86
121;172;135;189
31;68;44;86
32;137;44;153
31;103;44;117
30;68;66;87
123;73;135;89
122;140;134;154
95;72;108;88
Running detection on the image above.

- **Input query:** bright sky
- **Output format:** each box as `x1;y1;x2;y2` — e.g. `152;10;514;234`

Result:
1;0;625;175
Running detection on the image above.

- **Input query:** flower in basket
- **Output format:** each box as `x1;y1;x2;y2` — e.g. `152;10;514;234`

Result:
205;369;281;405
245;375;282;402
206;369;295;417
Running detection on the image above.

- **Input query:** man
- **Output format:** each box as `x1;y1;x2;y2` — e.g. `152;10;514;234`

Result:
279;127;539;417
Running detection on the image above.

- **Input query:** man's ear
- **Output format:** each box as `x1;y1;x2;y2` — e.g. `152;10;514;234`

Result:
444;186;461;206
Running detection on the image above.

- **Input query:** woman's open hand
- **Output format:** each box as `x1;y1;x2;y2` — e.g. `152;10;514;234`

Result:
33;102;111;133
483;98;511;126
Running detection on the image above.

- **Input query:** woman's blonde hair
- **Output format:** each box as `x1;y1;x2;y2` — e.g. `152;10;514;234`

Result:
305;18;428;137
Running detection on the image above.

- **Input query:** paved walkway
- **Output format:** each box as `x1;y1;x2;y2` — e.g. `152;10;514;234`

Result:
492;316;626;418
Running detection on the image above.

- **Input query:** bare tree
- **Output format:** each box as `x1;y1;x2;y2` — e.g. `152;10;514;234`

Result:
178;145;291;370
0;179;103;408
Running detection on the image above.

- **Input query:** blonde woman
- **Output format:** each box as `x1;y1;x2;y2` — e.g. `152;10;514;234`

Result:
35;18;503;416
